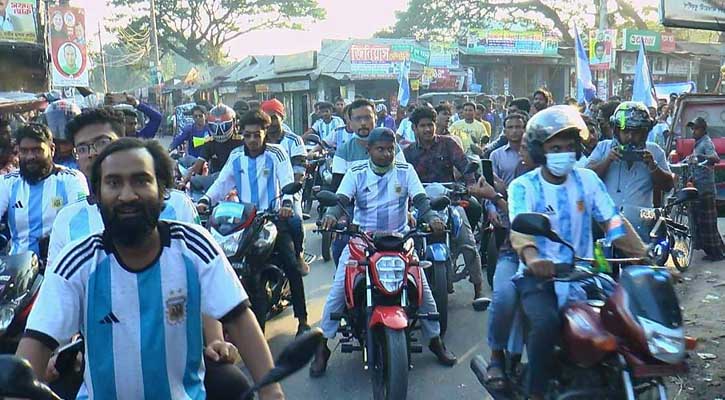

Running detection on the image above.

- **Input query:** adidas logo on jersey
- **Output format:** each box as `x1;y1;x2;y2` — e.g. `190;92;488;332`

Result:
544;205;557;215
11;200;23;209
99;311;120;324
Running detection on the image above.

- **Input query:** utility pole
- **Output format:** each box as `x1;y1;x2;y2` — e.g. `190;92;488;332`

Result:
598;0;609;99
148;0;162;103
97;22;108;93
598;0;607;30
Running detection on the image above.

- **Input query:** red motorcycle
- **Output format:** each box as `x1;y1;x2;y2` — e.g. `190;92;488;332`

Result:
316;191;444;400
471;213;697;400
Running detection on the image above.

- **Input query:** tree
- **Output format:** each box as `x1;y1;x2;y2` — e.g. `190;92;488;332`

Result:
109;0;326;65
382;0;657;44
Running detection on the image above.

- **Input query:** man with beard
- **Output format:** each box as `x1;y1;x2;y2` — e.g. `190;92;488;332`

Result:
0;123;88;257
17;138;284;400
531;88;552;115
197;110;310;336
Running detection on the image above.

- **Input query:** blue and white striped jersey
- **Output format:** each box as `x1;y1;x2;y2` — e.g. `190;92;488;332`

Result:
202;144;294;210
396;118;416;144
337;161;424;233
0;167;88;255
47;189;200;266
26;221;248;400
313;116;345;143
508;167;626;266
331;137;407;175
326;126;355;150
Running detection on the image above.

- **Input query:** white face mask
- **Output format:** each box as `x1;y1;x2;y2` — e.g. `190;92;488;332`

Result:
545;152;577;177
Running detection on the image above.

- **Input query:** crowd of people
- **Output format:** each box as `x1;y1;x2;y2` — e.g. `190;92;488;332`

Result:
0;84;720;400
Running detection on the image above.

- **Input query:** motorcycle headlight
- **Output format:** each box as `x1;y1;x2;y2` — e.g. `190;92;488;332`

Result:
638;316;685;364
374;256;406;293
0;305;15;331
213;229;244;257
253;222;277;250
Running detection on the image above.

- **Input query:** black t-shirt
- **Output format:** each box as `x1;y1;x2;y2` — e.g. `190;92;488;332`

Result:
198;137;244;173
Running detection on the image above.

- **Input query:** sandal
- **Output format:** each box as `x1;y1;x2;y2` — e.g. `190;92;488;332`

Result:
484;361;507;391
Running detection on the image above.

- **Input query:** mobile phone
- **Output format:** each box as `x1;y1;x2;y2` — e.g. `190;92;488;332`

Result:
620;149;645;162
55;338;84;374
480;159;494;186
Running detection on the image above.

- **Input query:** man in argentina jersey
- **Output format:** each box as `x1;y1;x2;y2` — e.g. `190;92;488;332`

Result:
17;138;284;400
309;128;457;377
309;101;345;143
0;123;88;257
507;107;646;399
197;110;310;336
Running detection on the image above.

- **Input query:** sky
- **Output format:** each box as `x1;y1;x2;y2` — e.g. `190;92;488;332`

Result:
77;0;409;59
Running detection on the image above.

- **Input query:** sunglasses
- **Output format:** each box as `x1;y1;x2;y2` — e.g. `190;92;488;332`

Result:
208;121;233;134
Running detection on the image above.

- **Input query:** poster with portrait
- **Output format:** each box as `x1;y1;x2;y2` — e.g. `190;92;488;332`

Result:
49;6;89;87
0;0;37;43
589;29;616;71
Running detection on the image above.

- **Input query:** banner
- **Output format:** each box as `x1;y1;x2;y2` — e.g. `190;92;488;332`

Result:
588;29;616;70
623;29;661;52
49;6;89;87
429;42;459;68
0;0;37;43
350;44;404;79
422;67;464;90
465;29;559;56
660;0;725;31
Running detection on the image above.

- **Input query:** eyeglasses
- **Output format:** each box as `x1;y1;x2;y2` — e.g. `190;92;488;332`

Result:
76;137;112;155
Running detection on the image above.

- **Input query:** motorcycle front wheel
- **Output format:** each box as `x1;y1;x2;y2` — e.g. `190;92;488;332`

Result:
430;261;449;337
671;204;694;272
371;327;409;400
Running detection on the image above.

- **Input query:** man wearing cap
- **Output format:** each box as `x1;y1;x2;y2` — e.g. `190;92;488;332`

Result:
0;123;88;258
309;127;458;377
686;117;725;261
261;99;310;273
375;103;396;130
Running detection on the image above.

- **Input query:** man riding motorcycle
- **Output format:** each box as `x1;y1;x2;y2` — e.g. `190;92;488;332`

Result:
43;100;81;170
507;106;646;399
309;127;457;377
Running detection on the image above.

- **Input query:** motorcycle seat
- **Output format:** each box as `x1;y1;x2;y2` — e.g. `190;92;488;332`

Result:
372;232;406;251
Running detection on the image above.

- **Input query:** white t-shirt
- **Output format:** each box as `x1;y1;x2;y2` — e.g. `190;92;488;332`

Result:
337;161;424;233
26;221;248;400
48;190;199;266
313;116;345;143
0;167;88;255
396;118;416;144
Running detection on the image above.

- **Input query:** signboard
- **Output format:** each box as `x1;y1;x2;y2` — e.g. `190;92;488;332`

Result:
660;0;725;31
0;0;37;43
660;32;676;52
465;29;559;56
622;29;661;52
274;51;317;74
254;83;283;93
589;29;616;71
350;44;405;79
49;6;89;87
283;80;310;92
428;42;459;68
667;59;699;76
421;67;463;90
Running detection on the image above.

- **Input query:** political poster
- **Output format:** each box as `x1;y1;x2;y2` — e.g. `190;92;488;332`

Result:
0;0;37;44
49;6;89;87
429;42;459;68
465;29;559;56
589;29;616;71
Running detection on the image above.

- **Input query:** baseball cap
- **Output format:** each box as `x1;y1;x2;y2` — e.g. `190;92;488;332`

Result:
367;127;396;145
686;117;707;129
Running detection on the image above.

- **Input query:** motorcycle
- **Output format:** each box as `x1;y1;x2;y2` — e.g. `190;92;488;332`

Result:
471;212;696;400
0;329;324;400
301;133;336;261
315;190;445;400
206;182;302;331
0;251;43;353
621;186;698;273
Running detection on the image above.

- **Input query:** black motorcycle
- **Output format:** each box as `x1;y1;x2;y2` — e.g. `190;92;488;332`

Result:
301;133;336;261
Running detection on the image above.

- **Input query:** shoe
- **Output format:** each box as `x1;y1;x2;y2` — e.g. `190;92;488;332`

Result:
297;253;310;276
296;321;311;337
309;341;331;378
428;337;456;366
472;297;491;312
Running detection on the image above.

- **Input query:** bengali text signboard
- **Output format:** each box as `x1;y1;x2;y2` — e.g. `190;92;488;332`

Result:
465;29;559;56
0;0;37;44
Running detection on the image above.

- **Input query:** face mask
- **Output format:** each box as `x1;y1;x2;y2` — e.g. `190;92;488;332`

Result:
545;152;577;177
368;159;393;175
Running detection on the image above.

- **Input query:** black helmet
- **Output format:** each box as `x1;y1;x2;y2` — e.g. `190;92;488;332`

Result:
525;105;589;164
609;101;654;133
43;100;81;142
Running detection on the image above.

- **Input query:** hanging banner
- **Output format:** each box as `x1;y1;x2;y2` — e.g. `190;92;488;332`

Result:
465;29;559;56
428;42;459;68
660;0;725;31
0;0;37;44
589;29;616;71
49;6;89;87
350;44;403;79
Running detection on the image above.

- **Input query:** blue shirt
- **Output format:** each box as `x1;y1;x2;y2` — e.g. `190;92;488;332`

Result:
170;124;209;157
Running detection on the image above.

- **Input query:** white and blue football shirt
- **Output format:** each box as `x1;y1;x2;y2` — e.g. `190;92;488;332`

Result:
312;116;345;143
26;221;248;400
0;167;88;256
326;126;354;150
48;189;200;266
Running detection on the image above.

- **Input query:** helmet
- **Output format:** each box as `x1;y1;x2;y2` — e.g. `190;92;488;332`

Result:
43;100;81;142
609;101;653;134
525;105;590;164
207;104;236;142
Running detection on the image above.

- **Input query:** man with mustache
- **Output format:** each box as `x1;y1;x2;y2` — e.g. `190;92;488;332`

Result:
18;138;284;400
0;123;88;257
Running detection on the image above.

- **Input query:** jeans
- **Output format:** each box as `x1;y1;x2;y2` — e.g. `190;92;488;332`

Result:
320;245;440;340
450;206;483;285
487;251;524;353
286;215;305;255
332;234;347;268
273;224;308;320
515;275;560;396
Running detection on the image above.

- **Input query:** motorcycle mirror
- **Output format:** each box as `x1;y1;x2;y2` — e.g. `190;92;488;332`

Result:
511;213;564;244
302;133;322;145
241;329;323;398
419;260;433;269
281;182;303;195
315;190;339;207
675;187;698;203
430;196;451;211
0;355;61;400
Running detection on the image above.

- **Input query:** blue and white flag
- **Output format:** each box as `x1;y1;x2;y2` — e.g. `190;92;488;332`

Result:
574;26;596;103
632;40;658;108
397;60;411;107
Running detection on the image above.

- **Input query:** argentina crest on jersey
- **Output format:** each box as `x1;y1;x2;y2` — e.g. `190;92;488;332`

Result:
165;288;187;325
